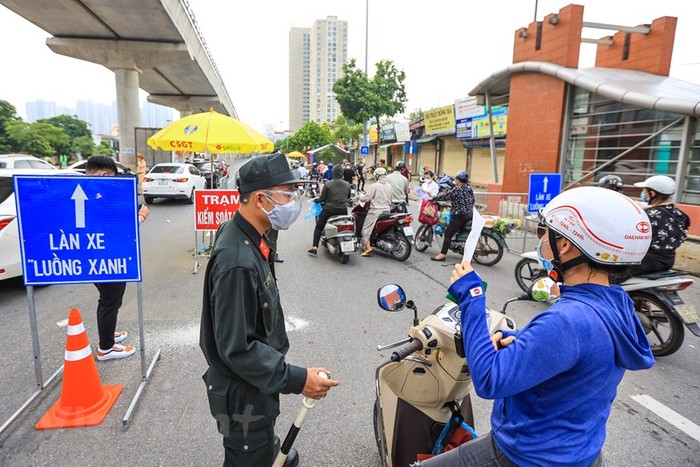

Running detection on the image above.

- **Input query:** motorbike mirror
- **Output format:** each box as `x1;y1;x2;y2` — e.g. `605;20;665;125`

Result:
528;277;560;302
377;284;407;312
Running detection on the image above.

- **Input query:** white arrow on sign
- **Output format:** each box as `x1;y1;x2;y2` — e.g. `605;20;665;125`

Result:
543;176;549;193
71;185;88;228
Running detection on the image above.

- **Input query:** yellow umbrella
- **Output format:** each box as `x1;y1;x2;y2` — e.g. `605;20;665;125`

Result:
287;151;306;160
147;109;274;155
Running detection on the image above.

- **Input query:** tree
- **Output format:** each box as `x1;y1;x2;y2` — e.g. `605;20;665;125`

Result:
332;115;363;148
5;121;70;158
39;115;92;140
0;100;21;153
73;135;97;157
408;108;424;122
285;121;332;153
333;59;407;159
94;140;114;156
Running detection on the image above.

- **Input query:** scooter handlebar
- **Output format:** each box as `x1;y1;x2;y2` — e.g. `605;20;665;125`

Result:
390;339;424;362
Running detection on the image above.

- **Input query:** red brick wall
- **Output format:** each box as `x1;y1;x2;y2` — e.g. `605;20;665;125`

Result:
513;4;583;67
595;17;677;76
503;74;567;194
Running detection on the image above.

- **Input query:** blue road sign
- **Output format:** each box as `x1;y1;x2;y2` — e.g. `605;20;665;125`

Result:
528;173;562;213
13;175;142;286
360;145;369;155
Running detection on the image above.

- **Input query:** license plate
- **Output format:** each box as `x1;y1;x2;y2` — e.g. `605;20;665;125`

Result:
340;240;355;253
403;226;414;237
675;303;700;324
158;179;168;186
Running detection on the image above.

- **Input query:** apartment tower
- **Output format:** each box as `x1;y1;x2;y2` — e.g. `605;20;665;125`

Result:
289;16;348;132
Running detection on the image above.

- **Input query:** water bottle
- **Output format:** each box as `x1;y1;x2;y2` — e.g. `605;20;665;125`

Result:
200;243;206;254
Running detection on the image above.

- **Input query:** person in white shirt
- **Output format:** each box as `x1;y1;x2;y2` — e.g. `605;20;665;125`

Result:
422;170;439;198
298;163;308;179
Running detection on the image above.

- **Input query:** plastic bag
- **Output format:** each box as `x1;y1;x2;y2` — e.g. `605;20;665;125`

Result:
418;199;439;226
305;202;323;222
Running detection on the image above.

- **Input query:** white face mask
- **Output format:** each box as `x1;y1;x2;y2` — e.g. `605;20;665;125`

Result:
261;191;302;230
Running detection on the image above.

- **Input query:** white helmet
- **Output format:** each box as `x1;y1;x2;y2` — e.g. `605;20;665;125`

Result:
374;167;387;177
633;175;676;195
541;187;651;265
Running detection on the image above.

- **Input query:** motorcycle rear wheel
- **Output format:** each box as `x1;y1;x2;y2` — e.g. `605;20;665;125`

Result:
630;291;684;357
340;254;350;264
390;230;412;261
473;231;504;266
414;224;433;252
514;258;546;292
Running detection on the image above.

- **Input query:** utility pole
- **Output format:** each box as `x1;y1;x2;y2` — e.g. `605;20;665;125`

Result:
362;0;370;163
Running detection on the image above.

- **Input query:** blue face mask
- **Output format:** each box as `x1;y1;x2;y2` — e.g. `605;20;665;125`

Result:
640;191;650;203
262;193;302;230
536;239;555;274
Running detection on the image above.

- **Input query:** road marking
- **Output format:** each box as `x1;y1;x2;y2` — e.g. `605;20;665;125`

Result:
631;394;700;443
285;316;309;332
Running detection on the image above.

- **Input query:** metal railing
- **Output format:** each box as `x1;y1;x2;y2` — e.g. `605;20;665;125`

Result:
473;191;537;254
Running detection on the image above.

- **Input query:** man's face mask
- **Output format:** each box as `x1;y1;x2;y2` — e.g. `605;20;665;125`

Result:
261;190;302;230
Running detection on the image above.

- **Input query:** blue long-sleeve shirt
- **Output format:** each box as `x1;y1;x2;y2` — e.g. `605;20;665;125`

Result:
448;271;654;466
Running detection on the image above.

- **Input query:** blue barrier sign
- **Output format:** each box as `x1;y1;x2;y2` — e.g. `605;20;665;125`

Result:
360;145;369;155
13;175;142;285
528;173;562;213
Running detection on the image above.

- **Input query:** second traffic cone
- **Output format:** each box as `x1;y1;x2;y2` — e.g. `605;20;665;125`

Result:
36;308;123;429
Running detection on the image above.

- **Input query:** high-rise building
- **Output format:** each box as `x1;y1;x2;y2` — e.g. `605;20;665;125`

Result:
26;100;57;122
289;16;348;132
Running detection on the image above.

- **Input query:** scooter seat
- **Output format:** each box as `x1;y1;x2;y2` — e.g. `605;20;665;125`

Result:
634;270;688;280
377;211;394;220
328;214;353;223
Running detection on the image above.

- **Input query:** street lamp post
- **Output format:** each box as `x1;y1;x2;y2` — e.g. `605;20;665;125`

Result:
362;0;369;162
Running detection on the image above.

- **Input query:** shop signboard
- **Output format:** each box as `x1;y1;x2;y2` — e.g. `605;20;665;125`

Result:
424;105;456;136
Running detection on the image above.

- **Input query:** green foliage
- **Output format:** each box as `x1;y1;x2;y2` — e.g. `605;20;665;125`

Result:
0;100;22;153
332;115;363;148
5;121;70;158
73;135;97;157
94;140;114;156
333;59;407;157
284;121;333;153
39;115;92;140
408;108;424;122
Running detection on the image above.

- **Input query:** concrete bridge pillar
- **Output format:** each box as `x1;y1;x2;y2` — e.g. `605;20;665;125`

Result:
115;68;141;170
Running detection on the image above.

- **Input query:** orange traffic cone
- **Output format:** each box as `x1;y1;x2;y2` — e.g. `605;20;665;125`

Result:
36;308;123;429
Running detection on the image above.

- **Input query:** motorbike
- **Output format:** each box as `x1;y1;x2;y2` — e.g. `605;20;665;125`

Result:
352;202;413;261
305;177;321;197
414;203;511;266
514;251;700;357
320;214;358;264
373;283;538;466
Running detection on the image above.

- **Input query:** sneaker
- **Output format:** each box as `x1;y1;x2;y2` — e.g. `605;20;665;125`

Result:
114;331;128;344
307;248;317;255
97;344;136;361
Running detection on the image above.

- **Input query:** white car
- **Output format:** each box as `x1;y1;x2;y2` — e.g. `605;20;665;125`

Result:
0;168;82;281
0;154;57;170
142;163;206;204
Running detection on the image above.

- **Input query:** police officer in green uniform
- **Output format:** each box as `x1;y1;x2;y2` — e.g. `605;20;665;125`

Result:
200;153;340;466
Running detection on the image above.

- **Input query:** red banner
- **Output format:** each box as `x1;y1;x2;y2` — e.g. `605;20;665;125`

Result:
194;189;241;231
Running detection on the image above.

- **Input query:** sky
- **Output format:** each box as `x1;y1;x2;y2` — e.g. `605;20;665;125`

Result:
1;0;698;133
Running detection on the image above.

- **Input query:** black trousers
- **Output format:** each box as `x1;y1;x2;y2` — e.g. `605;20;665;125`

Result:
358;176;365;191
441;214;471;255
94;282;126;350
313;206;348;247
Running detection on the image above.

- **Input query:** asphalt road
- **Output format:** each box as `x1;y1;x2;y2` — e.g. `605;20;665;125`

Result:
0;185;698;466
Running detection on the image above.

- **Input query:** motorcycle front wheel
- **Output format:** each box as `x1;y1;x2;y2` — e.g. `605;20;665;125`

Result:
473;231;504;266
630;291;684;357
390;230;412;261
514;258;547;292
414;224;433;252
373;398;388;466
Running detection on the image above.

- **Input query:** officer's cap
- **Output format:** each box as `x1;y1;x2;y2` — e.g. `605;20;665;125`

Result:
237;152;305;193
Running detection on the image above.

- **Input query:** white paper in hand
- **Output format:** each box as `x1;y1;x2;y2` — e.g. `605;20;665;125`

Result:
462;208;486;264
414;185;430;200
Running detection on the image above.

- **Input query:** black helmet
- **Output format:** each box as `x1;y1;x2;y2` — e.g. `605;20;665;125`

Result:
312;162;318;167
396;161;405;169
455;170;469;182
599;174;623;192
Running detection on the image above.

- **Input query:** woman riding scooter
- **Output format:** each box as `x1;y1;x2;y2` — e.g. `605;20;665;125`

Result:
429;170;474;262
308;165;351;255
419;187;655;466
